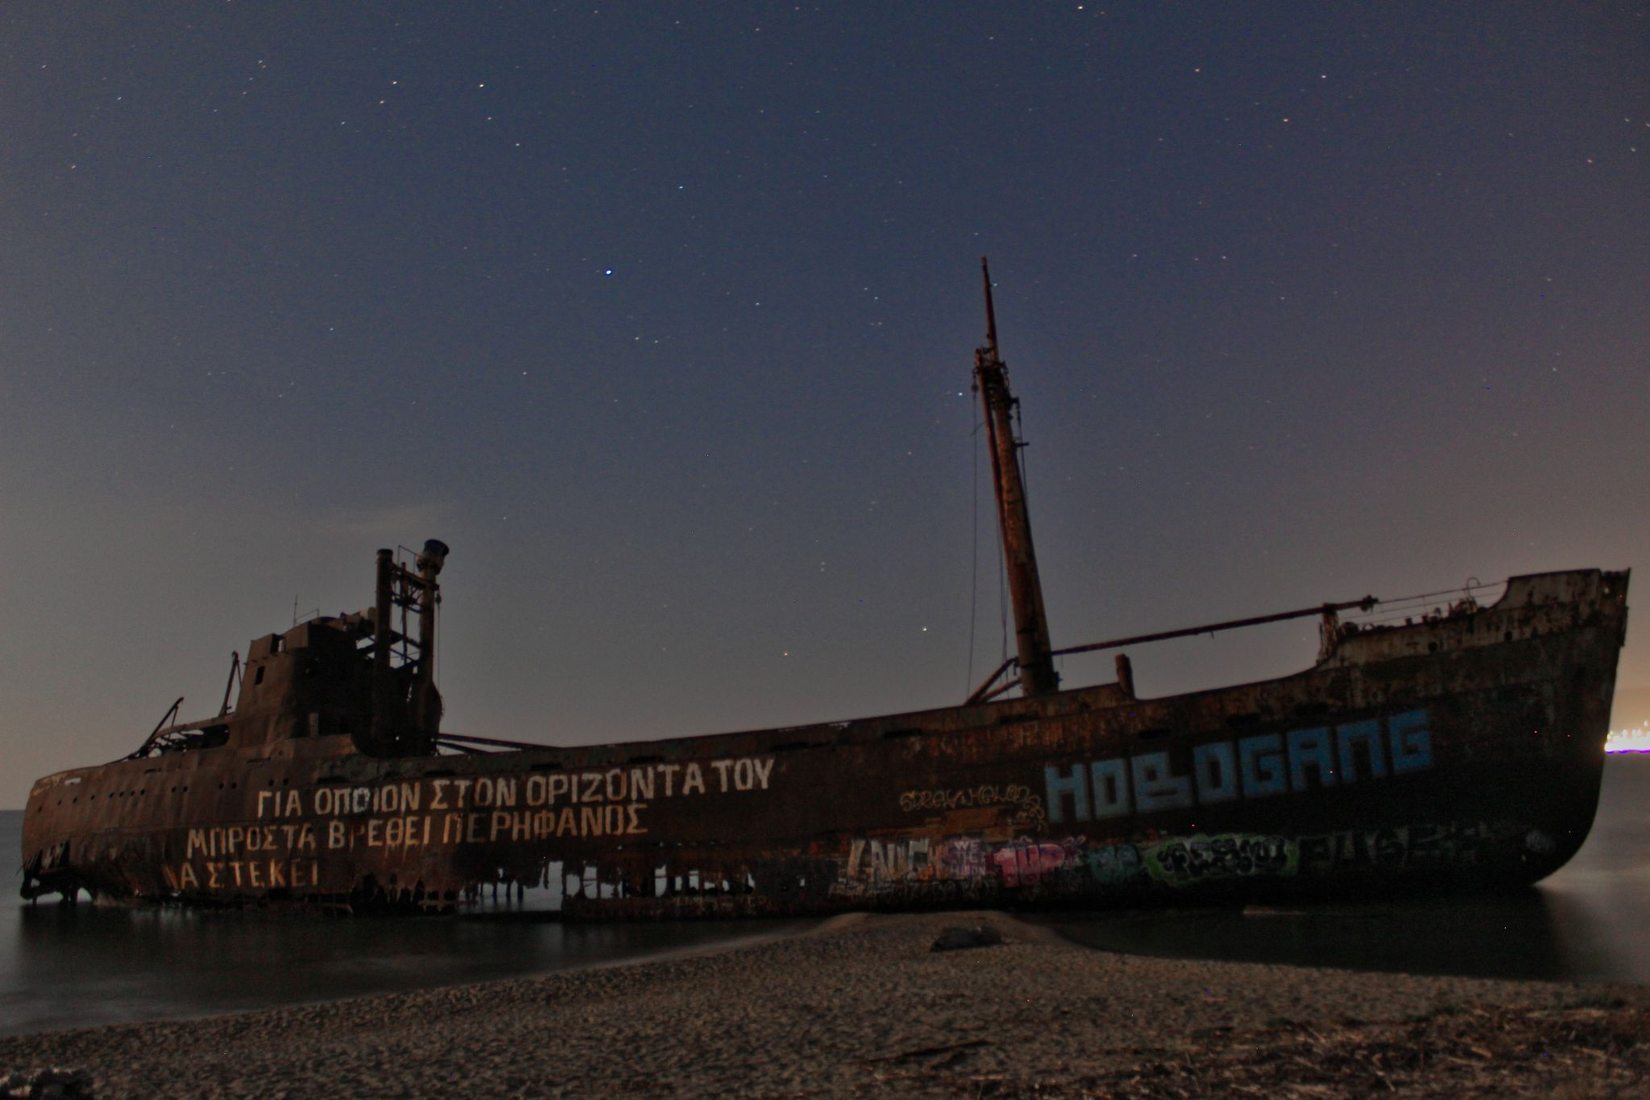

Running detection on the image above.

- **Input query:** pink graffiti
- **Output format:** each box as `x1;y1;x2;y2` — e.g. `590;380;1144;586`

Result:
991;837;1083;888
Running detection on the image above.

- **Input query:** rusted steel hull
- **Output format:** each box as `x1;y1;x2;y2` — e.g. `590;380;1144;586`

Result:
20;569;1628;917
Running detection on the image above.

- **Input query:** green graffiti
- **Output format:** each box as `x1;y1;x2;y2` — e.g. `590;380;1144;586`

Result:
1144;833;1298;887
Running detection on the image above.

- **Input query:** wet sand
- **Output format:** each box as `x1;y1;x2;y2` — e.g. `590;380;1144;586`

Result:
2;911;1647;1097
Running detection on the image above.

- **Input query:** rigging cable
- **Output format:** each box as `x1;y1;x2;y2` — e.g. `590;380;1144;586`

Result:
966;416;981;695
1011;391;1039;676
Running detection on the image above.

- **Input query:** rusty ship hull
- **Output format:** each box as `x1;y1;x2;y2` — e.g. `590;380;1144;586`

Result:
21;568;1629;917
18;262;1632;918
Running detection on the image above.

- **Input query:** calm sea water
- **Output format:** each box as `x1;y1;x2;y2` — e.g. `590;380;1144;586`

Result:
6;758;1648;1037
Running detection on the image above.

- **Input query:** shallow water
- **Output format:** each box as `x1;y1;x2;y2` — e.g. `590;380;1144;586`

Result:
0;809;811;1037
1039;755;1650;983
7;758;1648;1037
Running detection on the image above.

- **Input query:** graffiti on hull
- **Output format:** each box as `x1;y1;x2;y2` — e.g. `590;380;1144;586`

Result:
898;783;1048;831
1144;834;1296;887
1043;709;1434;826
830;817;1542;902
156;757;777;897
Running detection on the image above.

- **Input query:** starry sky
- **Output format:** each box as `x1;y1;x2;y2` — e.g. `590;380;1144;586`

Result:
2;3;1646;807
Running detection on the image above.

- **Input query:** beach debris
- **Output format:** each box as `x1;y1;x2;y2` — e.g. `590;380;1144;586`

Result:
930;923;1004;952
1;1067;95;1100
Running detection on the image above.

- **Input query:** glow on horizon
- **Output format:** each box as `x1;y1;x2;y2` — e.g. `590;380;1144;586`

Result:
1605;723;1650;754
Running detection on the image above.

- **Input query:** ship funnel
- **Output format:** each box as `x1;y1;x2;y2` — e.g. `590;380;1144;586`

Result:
417;539;450;577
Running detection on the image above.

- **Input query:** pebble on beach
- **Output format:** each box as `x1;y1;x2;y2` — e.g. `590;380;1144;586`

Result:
929;924;1004;952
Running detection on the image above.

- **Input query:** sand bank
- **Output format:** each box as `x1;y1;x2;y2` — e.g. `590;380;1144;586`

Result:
2;911;1646;1097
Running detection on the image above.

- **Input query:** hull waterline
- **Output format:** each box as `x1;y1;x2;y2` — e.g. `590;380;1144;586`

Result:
22;569;1629;918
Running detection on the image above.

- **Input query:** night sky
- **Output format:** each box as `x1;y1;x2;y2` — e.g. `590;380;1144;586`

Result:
3;4;1646;807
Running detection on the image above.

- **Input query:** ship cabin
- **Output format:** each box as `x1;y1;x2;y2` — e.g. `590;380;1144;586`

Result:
124;541;448;763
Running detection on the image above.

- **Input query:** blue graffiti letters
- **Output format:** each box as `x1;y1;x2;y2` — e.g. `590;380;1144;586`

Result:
1045;709;1434;824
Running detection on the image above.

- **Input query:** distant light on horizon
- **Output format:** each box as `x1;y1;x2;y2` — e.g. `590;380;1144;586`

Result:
1605;723;1650;754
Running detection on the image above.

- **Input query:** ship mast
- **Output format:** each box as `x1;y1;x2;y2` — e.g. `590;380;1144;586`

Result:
974;257;1059;696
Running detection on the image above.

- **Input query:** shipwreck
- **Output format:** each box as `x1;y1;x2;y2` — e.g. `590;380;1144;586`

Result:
21;261;1630;917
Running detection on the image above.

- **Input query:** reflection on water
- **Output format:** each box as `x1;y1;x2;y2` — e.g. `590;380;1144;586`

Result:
5;759;1649;1036
1;896;814;1037
1041;757;1650;983
4;902;809;1038
0;807;812;1037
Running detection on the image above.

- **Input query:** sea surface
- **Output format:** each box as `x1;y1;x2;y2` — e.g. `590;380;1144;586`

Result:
5;757;1648;1037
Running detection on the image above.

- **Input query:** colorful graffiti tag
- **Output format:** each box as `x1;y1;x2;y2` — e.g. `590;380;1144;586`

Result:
831;815;1528;902
898;783;1047;831
1143;834;1296;887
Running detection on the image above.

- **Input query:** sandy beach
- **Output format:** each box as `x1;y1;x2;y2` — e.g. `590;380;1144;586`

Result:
3;911;1647;1097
